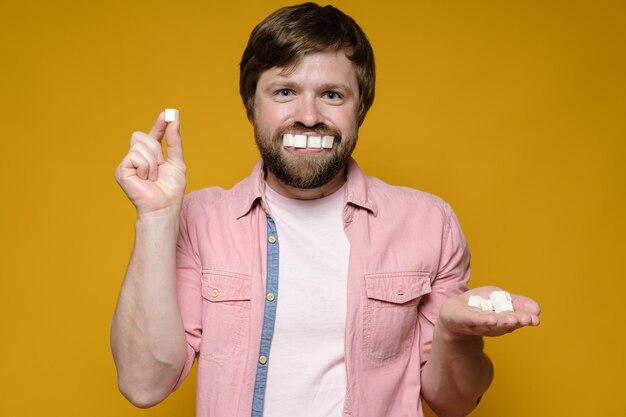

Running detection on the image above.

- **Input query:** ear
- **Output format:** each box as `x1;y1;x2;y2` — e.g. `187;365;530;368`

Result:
247;96;256;124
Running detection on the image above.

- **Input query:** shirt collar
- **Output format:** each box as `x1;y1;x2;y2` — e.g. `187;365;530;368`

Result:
344;158;378;216
234;160;266;219
234;158;378;219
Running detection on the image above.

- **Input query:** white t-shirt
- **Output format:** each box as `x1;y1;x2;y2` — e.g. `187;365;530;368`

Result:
263;183;350;417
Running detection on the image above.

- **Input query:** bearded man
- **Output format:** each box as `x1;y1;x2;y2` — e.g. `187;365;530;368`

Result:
111;3;541;417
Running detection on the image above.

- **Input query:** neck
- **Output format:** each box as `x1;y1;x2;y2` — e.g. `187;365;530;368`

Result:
265;167;347;200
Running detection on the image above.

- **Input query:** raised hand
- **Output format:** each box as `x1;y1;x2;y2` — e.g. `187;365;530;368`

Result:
437;286;541;339
115;111;186;216
111;111;189;407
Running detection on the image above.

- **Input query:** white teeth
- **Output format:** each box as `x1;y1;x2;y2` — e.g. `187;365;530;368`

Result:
294;134;307;148
282;134;335;149
283;134;295;147
307;136;321;148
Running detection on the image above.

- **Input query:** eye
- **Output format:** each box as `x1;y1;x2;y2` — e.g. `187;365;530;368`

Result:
323;91;342;100
277;89;293;97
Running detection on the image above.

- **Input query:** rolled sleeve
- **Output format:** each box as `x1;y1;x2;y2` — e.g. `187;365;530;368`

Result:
172;201;203;390
418;204;471;365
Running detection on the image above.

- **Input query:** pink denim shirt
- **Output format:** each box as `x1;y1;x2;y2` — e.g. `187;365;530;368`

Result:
174;159;470;417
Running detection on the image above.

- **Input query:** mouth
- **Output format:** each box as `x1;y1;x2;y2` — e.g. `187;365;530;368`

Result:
282;134;335;150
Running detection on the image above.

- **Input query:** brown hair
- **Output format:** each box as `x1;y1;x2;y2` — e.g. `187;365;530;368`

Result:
239;2;375;125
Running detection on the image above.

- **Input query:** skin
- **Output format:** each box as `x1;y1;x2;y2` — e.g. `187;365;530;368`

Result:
253;49;360;200
111;48;541;414
421;286;540;416
111;114;188;407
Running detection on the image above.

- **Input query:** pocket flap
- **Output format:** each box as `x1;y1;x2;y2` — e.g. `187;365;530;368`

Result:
365;271;432;304
201;270;251;302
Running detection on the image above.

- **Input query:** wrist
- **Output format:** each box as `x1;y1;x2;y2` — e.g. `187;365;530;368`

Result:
136;205;182;223
434;321;484;349
135;206;181;241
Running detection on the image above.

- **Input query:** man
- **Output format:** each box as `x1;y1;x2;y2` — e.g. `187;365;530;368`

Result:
111;3;540;417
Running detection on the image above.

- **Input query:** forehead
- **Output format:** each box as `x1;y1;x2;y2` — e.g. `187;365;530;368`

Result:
258;48;358;88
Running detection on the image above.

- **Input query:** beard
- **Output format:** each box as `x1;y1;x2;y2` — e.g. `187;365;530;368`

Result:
254;122;357;189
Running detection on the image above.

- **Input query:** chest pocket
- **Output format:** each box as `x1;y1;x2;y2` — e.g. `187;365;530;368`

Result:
363;271;431;364
200;270;251;362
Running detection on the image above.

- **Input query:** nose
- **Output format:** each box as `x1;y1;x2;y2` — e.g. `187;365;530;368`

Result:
294;95;323;128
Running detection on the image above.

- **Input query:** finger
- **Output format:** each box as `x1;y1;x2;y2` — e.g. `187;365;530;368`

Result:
463;308;499;327
512;295;541;316
131;142;159;181
462;308;541;337
514;311;540;327
491;312;539;332
127;150;151;180
148;111;167;142
117;149;146;179
164;119;184;164
476;319;522;336
130;131;165;165
499;313;521;327
472;310;519;328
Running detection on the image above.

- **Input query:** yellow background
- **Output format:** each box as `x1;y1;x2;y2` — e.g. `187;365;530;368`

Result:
1;0;624;416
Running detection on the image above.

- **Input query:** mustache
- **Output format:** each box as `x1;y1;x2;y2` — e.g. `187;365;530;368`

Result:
276;122;341;139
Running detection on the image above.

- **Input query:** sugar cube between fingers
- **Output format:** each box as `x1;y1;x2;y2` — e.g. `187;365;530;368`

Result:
164;108;179;122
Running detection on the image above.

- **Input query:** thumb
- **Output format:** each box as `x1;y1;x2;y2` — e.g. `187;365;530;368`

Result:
164;120;184;164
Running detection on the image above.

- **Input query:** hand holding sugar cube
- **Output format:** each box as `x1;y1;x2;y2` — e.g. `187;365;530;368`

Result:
437;286;541;339
114;109;186;215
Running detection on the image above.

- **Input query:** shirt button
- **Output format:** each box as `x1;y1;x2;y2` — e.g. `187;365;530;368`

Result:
266;293;275;302
259;355;268;365
268;235;277;244
210;289;219;298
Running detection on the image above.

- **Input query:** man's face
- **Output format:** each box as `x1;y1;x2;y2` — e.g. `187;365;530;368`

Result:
253;48;360;190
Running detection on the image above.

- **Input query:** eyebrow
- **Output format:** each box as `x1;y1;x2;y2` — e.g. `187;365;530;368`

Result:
319;83;353;94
